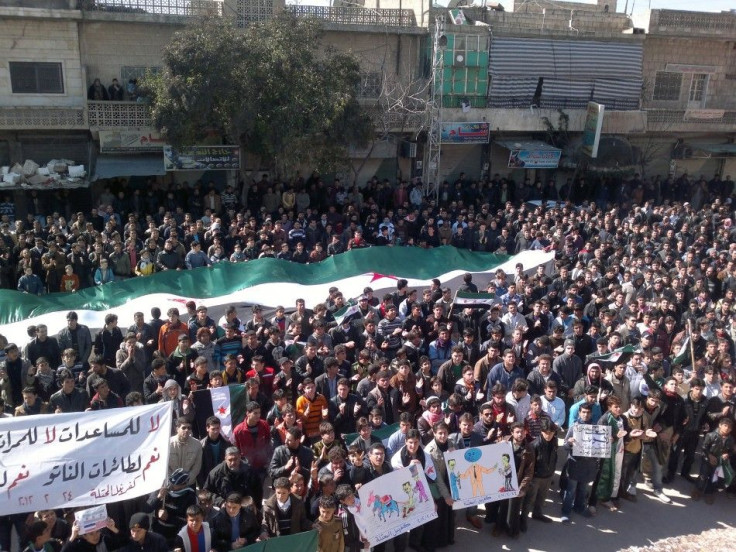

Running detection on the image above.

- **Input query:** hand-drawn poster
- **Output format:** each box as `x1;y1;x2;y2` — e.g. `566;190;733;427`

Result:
443;442;519;510
356;465;438;546
572;424;612;458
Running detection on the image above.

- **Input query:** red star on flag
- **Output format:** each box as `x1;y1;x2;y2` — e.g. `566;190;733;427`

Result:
370;272;398;283
217;406;227;415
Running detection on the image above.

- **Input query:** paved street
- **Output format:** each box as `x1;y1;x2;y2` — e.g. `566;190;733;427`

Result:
452;475;736;552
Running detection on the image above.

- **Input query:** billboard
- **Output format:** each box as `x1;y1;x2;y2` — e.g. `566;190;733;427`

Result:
440;122;490;144
581;102;605;158
163;145;240;171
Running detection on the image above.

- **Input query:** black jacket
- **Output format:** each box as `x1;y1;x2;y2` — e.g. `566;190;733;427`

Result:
211;506;261;549
531;435;558;478
204;460;257;507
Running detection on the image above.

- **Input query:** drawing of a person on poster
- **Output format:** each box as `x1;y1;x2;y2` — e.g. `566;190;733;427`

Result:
401;481;416;517
496;453;515;492
448;459;461;500
458;448;496;497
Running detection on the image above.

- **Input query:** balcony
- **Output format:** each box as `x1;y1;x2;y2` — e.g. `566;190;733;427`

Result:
646;108;736;133
87;101;152;129
0;107;87;130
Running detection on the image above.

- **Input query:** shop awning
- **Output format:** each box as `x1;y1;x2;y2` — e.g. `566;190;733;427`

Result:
691;143;736;157
92;154;166;181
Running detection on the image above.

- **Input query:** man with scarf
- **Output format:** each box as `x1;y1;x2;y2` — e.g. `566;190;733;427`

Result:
14;386;49;416
391;429;438;552
595;395;630;511
144;468;197;546
572;363;613;404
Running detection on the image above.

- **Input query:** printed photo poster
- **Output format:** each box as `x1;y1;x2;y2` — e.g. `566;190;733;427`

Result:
572;424;612;458
356;465;438;546
444;442;519;510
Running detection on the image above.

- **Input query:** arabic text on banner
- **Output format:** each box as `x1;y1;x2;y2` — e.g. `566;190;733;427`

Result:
572;424;612;458
443;442;519;510
356;466;438;546
0;403;172;516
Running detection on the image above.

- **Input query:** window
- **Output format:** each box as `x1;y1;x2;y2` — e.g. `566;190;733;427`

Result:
689;73;708;104
9;62;64;94
652;71;681;101
359;73;382;99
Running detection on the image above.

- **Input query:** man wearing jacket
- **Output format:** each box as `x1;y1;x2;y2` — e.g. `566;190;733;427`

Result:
521;419;558;530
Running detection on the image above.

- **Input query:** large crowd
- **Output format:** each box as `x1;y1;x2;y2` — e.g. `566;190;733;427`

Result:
1;169;736;552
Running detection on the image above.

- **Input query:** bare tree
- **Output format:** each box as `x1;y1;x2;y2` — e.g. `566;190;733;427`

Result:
349;62;431;186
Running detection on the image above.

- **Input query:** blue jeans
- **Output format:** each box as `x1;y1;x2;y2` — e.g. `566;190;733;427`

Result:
642;443;664;492
561;478;590;516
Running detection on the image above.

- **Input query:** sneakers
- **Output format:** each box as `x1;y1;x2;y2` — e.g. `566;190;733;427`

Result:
627;485;637;496
653;490;671;503
619;492;638;503
600;500;618;511
587;506;597;516
561;516;571;525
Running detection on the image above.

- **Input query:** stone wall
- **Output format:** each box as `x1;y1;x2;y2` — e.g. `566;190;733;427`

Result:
79;20;181;88
0;18;84;107
643;36;736;110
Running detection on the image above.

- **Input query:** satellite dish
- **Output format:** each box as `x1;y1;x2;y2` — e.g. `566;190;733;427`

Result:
456;54;465;63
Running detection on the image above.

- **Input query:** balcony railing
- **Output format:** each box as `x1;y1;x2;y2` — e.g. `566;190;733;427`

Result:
80;0;222;17
649;9;736;37
285;6;417;27
0;107;87;130
646;109;736;131
87;101;152;128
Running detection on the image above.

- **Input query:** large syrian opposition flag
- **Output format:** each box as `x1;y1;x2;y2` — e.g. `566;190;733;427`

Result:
191;383;248;440
0;247;554;348
343;422;400;448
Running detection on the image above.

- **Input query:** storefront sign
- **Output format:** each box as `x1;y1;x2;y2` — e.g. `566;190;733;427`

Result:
440;122;490;144
99;129;164;153
163;146;240;171
507;148;561;169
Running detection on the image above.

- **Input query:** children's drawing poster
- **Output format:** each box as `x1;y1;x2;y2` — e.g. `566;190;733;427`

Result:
444;442;520;509
356;465;438;546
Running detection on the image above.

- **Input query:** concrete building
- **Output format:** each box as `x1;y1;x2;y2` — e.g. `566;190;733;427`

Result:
0;0;734;212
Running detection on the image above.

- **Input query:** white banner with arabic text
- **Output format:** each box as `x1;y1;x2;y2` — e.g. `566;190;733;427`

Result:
0;403;171;515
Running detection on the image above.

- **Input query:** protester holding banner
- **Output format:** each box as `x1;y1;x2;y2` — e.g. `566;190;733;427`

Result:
561;403;599;523
425;421;459;548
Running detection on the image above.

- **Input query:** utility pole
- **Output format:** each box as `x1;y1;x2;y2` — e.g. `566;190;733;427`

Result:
425;15;446;202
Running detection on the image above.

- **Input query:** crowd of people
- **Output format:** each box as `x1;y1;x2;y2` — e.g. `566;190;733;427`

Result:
1;170;736;552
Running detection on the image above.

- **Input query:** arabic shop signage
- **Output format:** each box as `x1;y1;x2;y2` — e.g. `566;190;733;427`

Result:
163;145;241;171
98;129;164;153
440;122;490;144
507;149;561;169
0;403;171;515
